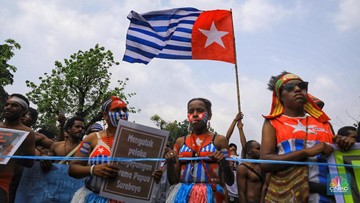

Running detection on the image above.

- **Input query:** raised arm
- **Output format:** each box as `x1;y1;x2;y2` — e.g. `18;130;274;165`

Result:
56;113;66;141
225;112;243;141
236;116;247;159
36;132;55;149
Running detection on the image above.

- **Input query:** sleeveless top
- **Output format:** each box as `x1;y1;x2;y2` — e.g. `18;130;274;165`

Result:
84;132;113;192
270;114;333;202
176;133;229;183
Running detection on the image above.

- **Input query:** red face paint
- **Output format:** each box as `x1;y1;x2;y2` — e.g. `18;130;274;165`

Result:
187;112;207;123
187;113;194;123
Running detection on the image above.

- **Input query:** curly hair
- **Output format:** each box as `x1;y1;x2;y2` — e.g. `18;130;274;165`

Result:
187;98;212;114
267;71;291;91
64;116;85;133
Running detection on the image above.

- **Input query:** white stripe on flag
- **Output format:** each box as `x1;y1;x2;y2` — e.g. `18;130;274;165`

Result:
160;48;192;56
124;49;152;62
147;16;199;27
143;8;201;16
127;29;165;46
123;8;202;64
126;40;161;54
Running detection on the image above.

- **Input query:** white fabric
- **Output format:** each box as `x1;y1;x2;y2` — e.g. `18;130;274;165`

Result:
226;171;238;197
71;186;91;203
8;96;28;110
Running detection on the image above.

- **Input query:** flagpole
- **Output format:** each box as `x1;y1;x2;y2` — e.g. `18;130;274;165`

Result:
230;9;241;113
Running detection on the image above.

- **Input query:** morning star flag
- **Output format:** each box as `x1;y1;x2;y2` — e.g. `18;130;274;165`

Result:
122;7;235;64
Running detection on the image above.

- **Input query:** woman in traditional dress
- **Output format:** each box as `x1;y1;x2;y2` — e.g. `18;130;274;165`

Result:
165;98;234;203
260;72;355;202
69;96;129;203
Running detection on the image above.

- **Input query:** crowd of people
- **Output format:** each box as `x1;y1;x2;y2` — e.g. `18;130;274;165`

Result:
0;71;359;203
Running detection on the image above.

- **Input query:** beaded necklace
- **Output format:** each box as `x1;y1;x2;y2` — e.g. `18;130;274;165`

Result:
106;129;113;150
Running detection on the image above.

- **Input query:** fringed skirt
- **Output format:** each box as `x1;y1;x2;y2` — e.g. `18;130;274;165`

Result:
71;186;124;203
165;183;225;203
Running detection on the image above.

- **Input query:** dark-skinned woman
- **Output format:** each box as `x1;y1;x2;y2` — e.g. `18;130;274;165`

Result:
260;72;355;202
69;96;129;203
165;98;234;203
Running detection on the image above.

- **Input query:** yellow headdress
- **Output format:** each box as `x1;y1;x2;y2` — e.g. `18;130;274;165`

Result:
263;73;330;122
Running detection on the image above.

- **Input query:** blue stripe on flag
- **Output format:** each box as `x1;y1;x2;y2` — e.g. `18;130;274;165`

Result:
123;7;203;64
126;45;156;58
163;44;191;51
152;20;196;32
126;35;163;50
158;53;192;59
282;141;291;154
171;35;191;43
128;27;165;41
123;55;150;64
143;13;201;21
295;139;304;151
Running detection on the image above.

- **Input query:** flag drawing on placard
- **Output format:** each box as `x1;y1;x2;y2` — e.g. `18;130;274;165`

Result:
123;7;235;64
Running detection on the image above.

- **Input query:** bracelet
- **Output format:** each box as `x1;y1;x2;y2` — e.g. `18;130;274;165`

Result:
90;165;95;176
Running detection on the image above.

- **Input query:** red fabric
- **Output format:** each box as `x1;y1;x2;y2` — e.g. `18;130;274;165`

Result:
0;172;13;198
270;115;333;145
109;97;127;110
90;137;113;157
192;10;235;64
185;134;213;153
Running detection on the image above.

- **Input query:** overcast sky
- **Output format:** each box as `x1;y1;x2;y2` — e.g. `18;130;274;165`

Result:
1;0;359;150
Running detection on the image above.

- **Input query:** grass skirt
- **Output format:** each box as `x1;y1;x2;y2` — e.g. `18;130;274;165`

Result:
71;186;124;203
166;183;224;203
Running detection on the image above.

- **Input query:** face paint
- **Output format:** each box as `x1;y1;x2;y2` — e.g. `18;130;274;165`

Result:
108;110;129;127
79;142;91;155
187;112;208;124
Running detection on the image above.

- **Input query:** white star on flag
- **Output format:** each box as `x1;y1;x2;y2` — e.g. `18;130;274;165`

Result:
199;22;229;48
284;120;316;134
97;147;104;153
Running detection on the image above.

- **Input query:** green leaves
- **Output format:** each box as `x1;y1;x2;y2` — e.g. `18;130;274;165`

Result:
0;39;21;120
150;114;190;146
0;39;21;87
26;44;137;132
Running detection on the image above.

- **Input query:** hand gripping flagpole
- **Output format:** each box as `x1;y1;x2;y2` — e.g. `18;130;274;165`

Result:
230;9;241;113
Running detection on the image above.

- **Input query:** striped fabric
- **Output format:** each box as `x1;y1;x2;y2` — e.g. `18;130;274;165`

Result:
85;133;112;192
72;133;118;202
270;115;334;202
168;137;227;203
265;165;310;202
123;7;202;64
178;141;227;183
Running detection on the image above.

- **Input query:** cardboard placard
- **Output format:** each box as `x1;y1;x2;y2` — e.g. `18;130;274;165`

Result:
0;127;29;165
100;120;169;202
